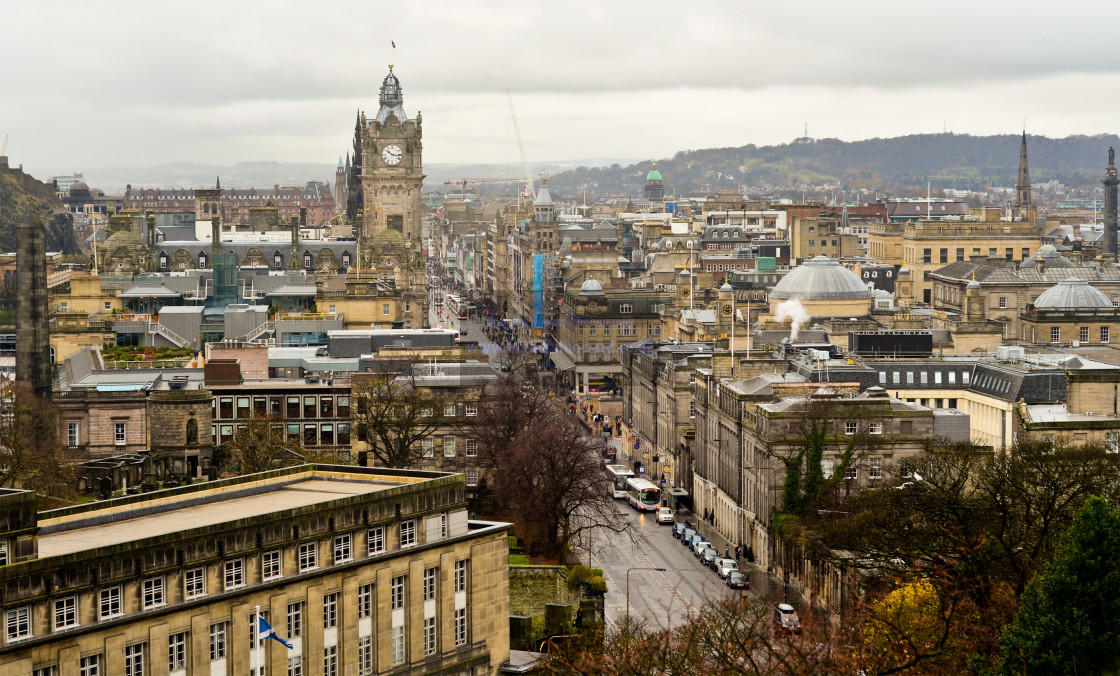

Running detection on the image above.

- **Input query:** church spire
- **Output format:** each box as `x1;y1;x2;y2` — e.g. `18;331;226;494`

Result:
1015;131;1031;208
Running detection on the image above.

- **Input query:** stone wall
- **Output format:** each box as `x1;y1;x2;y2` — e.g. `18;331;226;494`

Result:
508;565;572;619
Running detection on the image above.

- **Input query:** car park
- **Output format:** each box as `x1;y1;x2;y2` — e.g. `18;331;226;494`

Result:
773;603;802;635
727;571;750;590
716;558;738;579
657;507;674;524
700;547;719;568
672;522;687;539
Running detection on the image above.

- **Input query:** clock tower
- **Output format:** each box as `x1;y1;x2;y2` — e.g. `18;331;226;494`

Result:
359;66;424;259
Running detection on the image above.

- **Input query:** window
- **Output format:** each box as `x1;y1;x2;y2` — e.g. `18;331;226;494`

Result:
822;459;835;479
334;534;352;563
224;559;244;590
421;407;432;417
455;607;468;646
6;605;30;641
465;403;478;417
168;632;187;672
33;667;56;676
948;371;957;385
210;622;227;660
998;296;1007;309
287;656;302;676
358;635;373;675
287;602;303;639
1051;326;1061;344
689;400;696;418
922;248;931;263
358;584;372;619
443;436;456;457
0;540;6;566
870;457;883;480
455;559;468;592
262;549;282;579
424;567;438;600
391;575;406;609
845;464;858;480
400;520;416;548
424;616;437;655
299;542;318;571
465;438;478;457
115;422;126;445
323;593;338;629
143;576;164;609
422;438;434;458
869;422;883;435
466;468;479;486
100;586;122;619
55;595;78;629
368;527;385;555
185;567;206;598
620;303;633;313
844;421;857;436
1107;432;1119;454
1103;326;1111;343
382;303;390;316
323;645;338;676
444;403;456;417
392;625;406;666
939;248;948;263
1081;326;1090;343
125;644;145;676
67;422;79;447
935;371;942;384
80;656;100;676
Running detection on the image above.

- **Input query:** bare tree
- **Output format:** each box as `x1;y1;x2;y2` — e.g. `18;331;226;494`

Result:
0;381;77;505
219;415;305;475
350;370;446;469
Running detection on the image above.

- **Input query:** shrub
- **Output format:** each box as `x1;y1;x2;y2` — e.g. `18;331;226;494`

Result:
586;576;607;593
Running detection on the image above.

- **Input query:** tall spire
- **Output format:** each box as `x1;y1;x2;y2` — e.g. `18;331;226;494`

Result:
216;175;221;190
1104;147;1118;257
1015;131;1032;208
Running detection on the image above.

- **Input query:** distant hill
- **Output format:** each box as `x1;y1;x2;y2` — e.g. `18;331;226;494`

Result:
0;166;75;254
543;133;1120;200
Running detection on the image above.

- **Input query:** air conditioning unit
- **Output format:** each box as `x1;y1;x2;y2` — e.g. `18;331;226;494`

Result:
1072;340;1081;348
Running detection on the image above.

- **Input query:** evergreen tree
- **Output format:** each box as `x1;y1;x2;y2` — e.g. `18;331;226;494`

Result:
998;496;1120;675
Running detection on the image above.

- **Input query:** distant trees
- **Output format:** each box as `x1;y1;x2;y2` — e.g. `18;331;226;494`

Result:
350;370;446;469
0;382;76;505
219;415;305;475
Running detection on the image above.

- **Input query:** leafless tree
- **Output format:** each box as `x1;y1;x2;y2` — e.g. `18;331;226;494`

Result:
350;369;446;468
219;415;305;475
0;381;77;505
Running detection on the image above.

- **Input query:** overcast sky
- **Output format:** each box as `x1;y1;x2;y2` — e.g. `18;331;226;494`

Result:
4;0;1120;180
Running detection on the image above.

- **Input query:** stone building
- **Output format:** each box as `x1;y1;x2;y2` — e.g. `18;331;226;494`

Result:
0;465;512;675
16;214;51;400
1018;277;1120;346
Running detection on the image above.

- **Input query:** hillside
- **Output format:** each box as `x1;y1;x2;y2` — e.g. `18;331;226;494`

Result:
0;166;76;254
544;133;1120;200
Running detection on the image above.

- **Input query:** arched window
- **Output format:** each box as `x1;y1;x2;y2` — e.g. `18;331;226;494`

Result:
274;252;283;269
198;252;208;269
303;252;312;268
159;252;168;270
186;419;198;444
341;252;351;268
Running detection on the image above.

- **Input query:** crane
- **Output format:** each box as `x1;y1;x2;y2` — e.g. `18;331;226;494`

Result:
1;134;8;157
505;89;536;201
443;177;520;199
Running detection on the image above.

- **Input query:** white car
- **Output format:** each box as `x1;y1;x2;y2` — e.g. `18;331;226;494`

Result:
716;558;738;579
656;507;674;524
692;540;712;557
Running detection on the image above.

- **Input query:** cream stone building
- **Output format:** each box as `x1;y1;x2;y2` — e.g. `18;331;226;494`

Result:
0;465;511;676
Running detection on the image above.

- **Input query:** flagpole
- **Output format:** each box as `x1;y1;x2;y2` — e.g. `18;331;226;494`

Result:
256;605;262;676
730;285;736;377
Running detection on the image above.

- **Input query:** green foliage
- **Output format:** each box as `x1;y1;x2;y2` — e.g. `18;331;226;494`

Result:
998;496;1120;675
780;419;858;517
568;564;592;589
585;576;607;593
0;172;77;254
509;554;529;566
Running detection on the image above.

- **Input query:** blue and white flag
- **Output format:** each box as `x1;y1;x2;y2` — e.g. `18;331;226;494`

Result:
258;615;294;649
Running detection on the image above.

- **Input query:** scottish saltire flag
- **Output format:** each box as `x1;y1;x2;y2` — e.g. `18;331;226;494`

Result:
258;615;294;649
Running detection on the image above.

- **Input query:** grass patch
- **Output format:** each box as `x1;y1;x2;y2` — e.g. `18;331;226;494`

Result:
509;554;529;566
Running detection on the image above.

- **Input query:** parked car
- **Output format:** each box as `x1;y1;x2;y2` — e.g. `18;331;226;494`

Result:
692;540;712;557
716;558;738;579
672;522;687;539
656;506;674;524
773;603;802;635
727;571;751;590
700;547;719;568
686;533;702;549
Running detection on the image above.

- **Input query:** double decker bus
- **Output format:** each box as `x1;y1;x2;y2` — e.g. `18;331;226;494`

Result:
445;294;471;320
625;477;661;512
604;464;635;499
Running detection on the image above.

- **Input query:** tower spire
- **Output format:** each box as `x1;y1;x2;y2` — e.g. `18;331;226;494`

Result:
1016;131;1031;208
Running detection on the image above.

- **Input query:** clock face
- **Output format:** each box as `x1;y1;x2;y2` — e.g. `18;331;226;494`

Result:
382;144;403;166
680;287;690;298
722;304;733;316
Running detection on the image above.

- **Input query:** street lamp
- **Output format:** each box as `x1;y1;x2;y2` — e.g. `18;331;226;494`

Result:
626;566;667;619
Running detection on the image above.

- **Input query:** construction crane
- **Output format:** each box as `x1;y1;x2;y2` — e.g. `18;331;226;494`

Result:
443;177;520;199
505;89;536;201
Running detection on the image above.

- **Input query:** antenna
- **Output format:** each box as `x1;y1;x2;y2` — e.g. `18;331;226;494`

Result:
803;122;808;138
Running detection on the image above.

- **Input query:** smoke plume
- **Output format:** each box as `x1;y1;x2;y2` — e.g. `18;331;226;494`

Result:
774;299;810;342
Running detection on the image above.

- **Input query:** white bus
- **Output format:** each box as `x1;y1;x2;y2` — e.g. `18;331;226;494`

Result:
604;464;635;499
625;477;661;512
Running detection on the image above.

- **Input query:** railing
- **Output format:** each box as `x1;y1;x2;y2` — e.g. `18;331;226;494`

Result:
104;358;193;370
47;269;74;288
148;322;192;348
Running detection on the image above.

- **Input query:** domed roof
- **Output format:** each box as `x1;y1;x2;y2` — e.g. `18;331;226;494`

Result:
966;279;982;290
646;165;662;181
1039;243;1058;254
69;181;89;193
579;277;604;296
1034;278;1114;309
770;256;872;301
720;281;733;292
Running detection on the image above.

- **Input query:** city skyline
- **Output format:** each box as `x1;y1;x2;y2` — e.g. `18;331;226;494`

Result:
4;0;1120;180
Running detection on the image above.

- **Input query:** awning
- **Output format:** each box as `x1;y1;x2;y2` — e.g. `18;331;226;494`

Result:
550;350;576;371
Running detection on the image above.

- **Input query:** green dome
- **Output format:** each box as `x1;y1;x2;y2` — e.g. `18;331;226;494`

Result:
646;167;662;181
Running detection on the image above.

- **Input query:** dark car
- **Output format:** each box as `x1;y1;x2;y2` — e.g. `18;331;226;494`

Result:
682;530;698;547
700;547;719;568
727;571;751;590
672;522;687;539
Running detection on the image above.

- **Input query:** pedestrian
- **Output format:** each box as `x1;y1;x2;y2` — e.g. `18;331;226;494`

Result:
735;545;742;561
